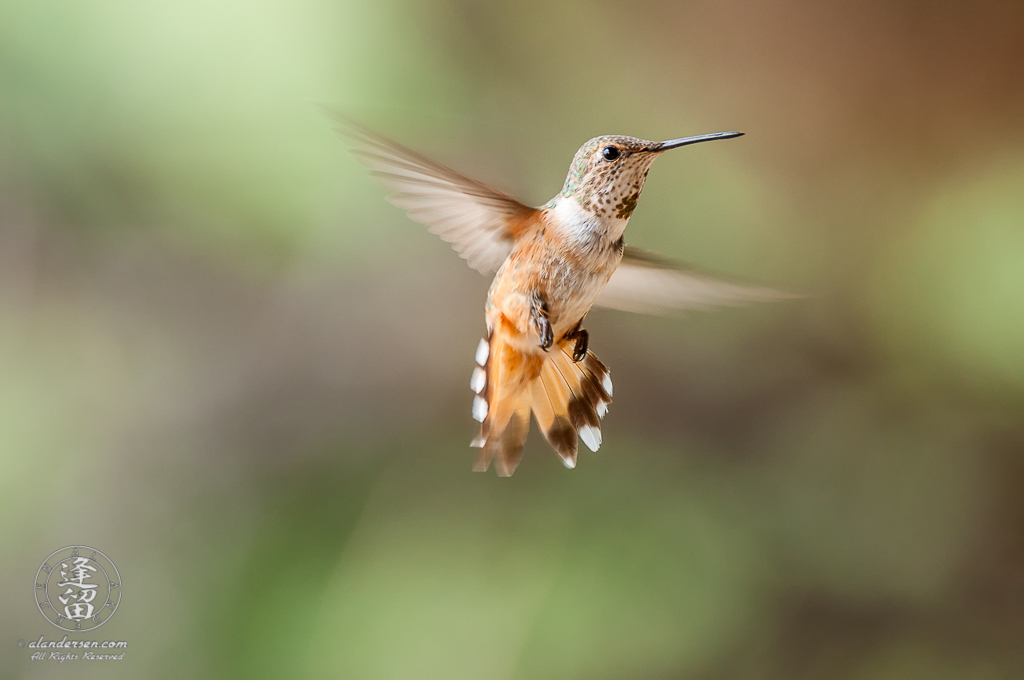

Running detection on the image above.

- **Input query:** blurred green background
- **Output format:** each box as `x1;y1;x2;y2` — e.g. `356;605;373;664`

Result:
3;0;1024;678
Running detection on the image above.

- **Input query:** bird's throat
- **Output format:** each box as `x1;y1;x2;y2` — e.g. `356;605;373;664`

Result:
549;196;629;255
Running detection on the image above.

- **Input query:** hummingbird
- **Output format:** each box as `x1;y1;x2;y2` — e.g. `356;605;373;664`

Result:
335;119;794;476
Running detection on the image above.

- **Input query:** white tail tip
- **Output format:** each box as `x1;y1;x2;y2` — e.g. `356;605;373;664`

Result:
579;425;602;452
470;367;486;394
475;338;489;366
602;373;613;397
472;396;488;422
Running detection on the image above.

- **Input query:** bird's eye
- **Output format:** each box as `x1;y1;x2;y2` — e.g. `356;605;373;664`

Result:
601;146;620;161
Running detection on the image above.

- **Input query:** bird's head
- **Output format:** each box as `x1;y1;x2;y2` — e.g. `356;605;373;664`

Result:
557;132;743;220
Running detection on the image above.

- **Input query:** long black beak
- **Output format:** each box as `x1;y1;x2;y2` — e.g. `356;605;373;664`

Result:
646;131;744;152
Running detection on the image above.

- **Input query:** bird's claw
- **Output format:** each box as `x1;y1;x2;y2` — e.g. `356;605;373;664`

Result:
570;328;588;362
531;294;554;352
537;317;553;352
561;321;589;362
572;341;587;363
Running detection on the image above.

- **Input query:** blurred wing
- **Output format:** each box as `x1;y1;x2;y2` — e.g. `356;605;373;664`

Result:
596;246;801;315
334;117;537;274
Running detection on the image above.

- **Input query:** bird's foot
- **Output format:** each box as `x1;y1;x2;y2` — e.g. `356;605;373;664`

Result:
571;329;588;362
531;294;553;352
536;316;553;352
563;325;589;362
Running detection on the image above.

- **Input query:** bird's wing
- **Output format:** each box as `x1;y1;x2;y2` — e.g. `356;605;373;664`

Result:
595;246;801;315
333;118;537;274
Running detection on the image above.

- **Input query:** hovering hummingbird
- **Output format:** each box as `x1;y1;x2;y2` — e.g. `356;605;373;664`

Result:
335;119;794;476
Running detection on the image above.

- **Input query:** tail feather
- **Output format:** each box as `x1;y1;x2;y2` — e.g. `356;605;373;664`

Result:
470;325;613;475
471;320;542;476
572;352;612;413
494;397;531;476
548;347;608;454
532;360;579;468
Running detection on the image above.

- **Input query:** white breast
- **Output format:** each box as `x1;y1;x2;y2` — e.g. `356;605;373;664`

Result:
545;197;626;334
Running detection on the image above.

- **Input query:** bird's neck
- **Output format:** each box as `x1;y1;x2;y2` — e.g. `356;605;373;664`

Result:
546;195;628;253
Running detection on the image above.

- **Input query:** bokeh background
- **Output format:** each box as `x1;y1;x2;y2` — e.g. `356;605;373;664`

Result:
3;0;1024;678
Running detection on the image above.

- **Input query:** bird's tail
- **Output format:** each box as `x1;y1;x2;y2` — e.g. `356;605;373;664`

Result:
470;318;612;476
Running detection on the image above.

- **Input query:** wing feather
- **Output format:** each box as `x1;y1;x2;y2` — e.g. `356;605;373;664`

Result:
596;246;802;315
334;118;537;274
